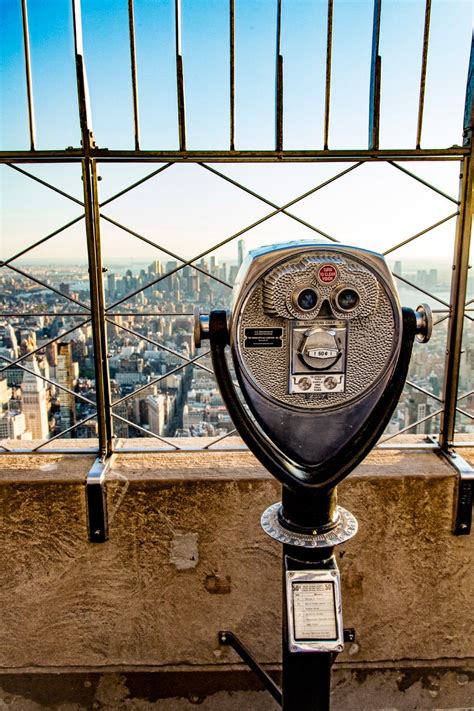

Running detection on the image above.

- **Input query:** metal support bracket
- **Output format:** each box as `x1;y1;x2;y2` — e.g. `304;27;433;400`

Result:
86;456;114;543
432;442;474;535
218;631;282;706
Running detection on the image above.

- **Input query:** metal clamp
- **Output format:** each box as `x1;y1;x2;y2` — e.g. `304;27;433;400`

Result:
86;456;113;543
436;447;474;535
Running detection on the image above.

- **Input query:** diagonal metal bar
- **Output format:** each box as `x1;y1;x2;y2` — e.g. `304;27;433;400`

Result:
2;215;85;267
200;163;342;242
229;0;235;151
432;312;473;326
406;379;443;404
405;381;471;419
383;212;459;256
107;163;362;311
32;413;97;452
379;407;444;445
107;317;214;374
179;163;362;265
416;0;432;149
0;318;91;374
0;354;96;406
7;164;84;206
112;412;180;449
100;213;232;288
2;262;91;310
2;163;173;273
128;0;141;151
458;390;474;403
389;161;458;204
175;0;186;151
20;0;36;150
324;0;334;150
203;428;238;449
4;164;173;264
392;272;450;307
456;408;474;421
368;0;382;150
111;351;212;407
99;163;173;207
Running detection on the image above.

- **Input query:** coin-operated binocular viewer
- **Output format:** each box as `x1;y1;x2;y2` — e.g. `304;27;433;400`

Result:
195;242;432;711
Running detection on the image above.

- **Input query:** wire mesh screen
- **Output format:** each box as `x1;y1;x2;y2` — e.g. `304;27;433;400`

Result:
0;0;472;455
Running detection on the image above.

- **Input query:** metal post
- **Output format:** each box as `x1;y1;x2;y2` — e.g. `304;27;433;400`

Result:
368;0;382;150
439;153;472;449
82;157;113;458
73;0;113;458
280;487;338;711
20;0;36;150
275;0;283;152
282;551;334;711
439;42;473;449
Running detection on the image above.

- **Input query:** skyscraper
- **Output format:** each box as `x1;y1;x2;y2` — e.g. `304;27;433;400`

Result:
56;342;76;435
237;239;245;266
21;357;49;440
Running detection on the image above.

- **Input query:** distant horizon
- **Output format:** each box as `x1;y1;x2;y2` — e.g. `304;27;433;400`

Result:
10;254;456;270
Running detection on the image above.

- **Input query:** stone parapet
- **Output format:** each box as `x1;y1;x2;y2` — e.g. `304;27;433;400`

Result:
0;442;472;708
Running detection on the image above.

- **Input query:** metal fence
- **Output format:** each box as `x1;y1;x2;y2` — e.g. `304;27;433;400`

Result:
0;0;472;460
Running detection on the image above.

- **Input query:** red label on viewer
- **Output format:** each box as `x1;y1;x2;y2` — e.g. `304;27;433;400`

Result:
318;264;338;283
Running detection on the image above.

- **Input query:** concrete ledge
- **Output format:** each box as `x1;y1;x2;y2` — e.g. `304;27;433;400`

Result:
1;444;473;708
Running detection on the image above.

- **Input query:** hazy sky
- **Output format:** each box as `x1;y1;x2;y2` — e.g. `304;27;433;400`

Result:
1;0;472;264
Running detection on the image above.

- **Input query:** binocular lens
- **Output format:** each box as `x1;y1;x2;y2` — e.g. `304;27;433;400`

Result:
336;288;360;311
297;288;318;311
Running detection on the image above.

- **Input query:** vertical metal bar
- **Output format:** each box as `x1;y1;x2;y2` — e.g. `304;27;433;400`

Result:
368;0;382;150
229;0;235;151
463;36;474;148
175;0;186;151
275;0;283;152
20;0;36;150
439;155;473;449
323;0;334;151
440;47;473;449
72;0;113;458
128;0;141;151
416;0;432;149
83;158;114;457
72;0;93;148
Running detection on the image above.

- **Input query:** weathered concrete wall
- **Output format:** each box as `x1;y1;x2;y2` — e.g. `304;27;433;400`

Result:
0;444;473;708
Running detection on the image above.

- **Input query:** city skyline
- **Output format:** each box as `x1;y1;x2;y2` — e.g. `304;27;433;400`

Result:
1;246;473;447
1;2;472;446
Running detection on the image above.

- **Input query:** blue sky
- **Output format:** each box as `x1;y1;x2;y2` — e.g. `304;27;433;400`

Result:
0;0;472;262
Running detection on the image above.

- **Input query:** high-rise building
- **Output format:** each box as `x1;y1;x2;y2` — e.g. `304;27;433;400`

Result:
56;342;76;435
20;357;49;440
237;239;245;266
149;260;162;276
146;394;167;436
107;272;117;298
0;412;27;439
0;377;11;408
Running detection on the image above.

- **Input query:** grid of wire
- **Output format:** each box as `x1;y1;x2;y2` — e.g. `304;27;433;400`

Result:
0;0;472;457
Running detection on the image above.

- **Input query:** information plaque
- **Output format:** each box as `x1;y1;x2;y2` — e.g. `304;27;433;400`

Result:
286;569;344;653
